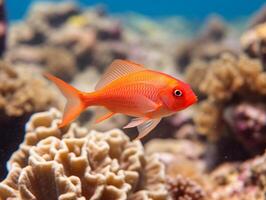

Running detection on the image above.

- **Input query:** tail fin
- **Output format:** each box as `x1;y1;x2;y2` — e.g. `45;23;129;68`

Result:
44;73;87;128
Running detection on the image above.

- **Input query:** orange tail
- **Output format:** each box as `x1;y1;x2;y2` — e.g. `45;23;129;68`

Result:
44;73;90;128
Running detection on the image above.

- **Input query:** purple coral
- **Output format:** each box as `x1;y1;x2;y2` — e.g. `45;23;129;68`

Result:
228;102;266;154
167;175;206;200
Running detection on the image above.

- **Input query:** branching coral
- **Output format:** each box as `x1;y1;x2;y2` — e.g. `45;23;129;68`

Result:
0;108;169;200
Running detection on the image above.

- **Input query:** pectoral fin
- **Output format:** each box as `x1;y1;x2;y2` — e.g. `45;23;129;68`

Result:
135;95;161;114
135;118;162;140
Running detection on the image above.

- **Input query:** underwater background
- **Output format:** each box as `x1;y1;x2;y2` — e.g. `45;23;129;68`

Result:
1;0;266;199
6;0;266;21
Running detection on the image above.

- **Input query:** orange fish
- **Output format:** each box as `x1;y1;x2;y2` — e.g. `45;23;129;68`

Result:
44;59;197;140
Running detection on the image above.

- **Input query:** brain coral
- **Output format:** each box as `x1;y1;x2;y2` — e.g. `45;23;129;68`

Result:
0;108;168;200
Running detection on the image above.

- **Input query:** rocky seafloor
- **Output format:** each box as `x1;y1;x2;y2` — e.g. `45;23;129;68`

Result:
1;1;266;200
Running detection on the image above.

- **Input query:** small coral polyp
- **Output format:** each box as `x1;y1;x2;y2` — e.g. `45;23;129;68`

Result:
0;108;168;200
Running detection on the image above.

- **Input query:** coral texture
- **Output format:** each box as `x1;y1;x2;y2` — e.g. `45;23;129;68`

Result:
207;151;266;200
194;53;266;141
145;139;207;186
226;102;266;154
0;60;60;179
0;61;58;118
167;175;206;200
175;16;237;71
241;22;266;68
0;108;168;200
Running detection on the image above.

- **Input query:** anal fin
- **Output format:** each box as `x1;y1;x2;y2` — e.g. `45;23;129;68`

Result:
123;117;162;140
135;118;161;140
95;111;115;124
123;117;147;129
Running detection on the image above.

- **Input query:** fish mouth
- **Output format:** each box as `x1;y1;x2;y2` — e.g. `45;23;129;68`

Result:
185;92;198;107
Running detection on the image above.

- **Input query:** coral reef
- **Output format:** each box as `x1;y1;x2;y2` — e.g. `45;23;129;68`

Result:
7;1;179;80
185;59;209;95
0;60;60;179
241;22;266;68
194;53;266;143
226;102;266;154
145;139;207;186
3;1;266;199
6;1;125;75
175;16;238;72
167;175;206;200
6;46;77;81
0;108;168;200
207;151;266;200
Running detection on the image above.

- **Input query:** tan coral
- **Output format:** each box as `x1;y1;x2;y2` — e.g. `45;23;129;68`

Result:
241;22;266;51
199;54;244;101
5;46;77;82
145;139;207;187
145;139;205;159
254;72;266;94
47;26;96;61
241;23;266;68
0;60;59;118
193;53;266;139
194;100;222;139
26;2;80;34
0;108;168;200
185;59;209;92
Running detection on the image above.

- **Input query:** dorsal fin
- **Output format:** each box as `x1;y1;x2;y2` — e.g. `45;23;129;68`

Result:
95;59;146;90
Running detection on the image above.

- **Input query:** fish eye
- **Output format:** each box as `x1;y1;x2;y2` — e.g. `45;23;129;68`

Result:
174;89;182;97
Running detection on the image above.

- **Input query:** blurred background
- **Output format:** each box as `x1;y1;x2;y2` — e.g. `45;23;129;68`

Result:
6;0;266;21
2;1;266;199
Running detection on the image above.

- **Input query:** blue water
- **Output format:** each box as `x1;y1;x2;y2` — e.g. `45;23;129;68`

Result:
6;0;266;21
